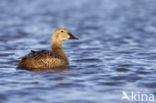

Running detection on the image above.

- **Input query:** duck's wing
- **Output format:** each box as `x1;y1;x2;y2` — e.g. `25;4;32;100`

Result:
18;50;68;68
21;50;52;61
18;50;51;67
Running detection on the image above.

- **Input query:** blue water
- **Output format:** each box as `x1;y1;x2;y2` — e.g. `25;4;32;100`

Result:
0;0;156;103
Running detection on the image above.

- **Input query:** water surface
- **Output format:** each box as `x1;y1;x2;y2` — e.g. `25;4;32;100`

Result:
0;0;156;103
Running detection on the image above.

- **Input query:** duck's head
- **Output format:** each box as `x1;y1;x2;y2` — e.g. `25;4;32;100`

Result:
52;28;78;41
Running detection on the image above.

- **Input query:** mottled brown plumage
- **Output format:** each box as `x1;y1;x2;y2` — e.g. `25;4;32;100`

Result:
18;28;78;69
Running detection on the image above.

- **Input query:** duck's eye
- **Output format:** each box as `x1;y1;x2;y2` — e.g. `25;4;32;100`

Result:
61;31;64;32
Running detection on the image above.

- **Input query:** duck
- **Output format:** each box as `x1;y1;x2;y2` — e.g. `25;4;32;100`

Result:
18;28;78;69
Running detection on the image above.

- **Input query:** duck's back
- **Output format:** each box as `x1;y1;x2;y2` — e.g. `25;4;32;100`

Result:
18;50;69;69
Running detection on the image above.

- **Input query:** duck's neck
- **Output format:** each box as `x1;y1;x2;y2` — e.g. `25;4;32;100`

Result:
51;40;68;61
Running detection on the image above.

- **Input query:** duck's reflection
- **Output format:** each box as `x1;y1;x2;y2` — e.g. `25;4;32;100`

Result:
17;66;69;72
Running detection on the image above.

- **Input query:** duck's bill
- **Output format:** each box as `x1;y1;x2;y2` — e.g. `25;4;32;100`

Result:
68;33;79;40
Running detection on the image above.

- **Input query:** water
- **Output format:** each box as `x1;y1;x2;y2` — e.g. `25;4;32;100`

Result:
0;0;156;103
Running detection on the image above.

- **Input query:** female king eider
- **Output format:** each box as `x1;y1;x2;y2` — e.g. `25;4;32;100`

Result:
18;28;78;69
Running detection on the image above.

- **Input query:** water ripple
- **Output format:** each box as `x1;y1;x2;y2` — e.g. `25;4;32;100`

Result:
0;0;156;103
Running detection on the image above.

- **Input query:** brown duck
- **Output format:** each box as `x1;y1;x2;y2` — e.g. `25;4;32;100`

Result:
18;28;78;69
